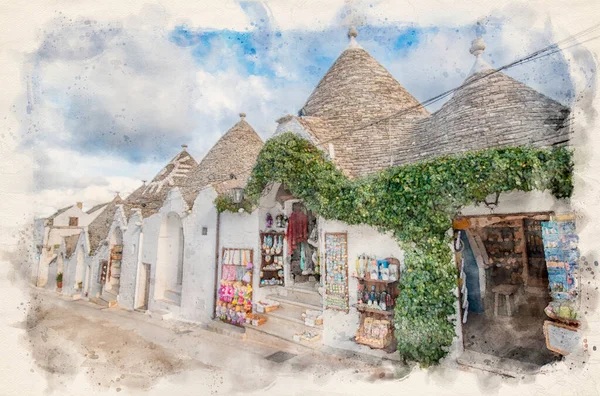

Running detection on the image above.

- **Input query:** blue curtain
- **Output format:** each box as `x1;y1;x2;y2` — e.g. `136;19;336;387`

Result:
461;231;484;313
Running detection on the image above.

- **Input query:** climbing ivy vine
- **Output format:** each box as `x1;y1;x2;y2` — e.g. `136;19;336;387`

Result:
214;194;255;214
231;132;572;366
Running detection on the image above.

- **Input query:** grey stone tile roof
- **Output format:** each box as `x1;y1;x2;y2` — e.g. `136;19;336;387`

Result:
64;234;80;259
285;35;570;177
396;69;571;165
87;195;123;255
123;150;198;218
181;117;264;206
86;202;109;215
300;45;429;133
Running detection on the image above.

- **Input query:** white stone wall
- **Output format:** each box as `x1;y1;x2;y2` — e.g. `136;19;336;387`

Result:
318;219;404;355
218;208;260;309
179;187;219;323
119;210;143;310
51;206;86;227
460;190;571;217
141;189;187;314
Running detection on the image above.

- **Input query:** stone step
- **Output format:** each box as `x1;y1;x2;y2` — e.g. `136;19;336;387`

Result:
164;289;182;305
263;309;324;333
90;297;109;307
274;286;323;307
206;320;247;340
267;293;322;311
149;309;173;320
265;301;323;328
244;317;322;351
458;350;541;377
155;299;181;316
100;290;118;307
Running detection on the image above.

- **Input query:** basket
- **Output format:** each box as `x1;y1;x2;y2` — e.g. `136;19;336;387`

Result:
256;300;280;313
251;314;267;326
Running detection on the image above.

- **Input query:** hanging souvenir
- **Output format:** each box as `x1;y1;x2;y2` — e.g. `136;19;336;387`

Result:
275;214;285;228
266;213;273;229
308;224;318;248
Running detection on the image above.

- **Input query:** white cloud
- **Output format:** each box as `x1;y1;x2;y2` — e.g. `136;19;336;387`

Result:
2;0;596;252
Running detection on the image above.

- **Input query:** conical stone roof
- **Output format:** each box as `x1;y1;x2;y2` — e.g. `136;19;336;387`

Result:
124;148;197;217
300;28;428;132
413;37;571;161
181;114;264;206
88;194;123;254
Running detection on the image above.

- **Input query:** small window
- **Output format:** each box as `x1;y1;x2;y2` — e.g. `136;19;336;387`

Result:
202;227;208;236
69;217;78;226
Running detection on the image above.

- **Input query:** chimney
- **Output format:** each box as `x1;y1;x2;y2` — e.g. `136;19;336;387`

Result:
76;202;83;209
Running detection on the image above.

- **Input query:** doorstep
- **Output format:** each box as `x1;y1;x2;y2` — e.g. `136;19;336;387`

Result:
206;319;247;340
457;350;542;377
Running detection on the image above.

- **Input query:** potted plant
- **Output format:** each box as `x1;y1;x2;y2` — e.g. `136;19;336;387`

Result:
56;272;63;289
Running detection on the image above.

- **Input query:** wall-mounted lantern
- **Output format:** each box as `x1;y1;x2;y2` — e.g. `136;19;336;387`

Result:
232;187;245;204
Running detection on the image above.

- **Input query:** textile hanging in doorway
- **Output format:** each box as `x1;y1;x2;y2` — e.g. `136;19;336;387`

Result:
286;211;308;253
300;243;306;271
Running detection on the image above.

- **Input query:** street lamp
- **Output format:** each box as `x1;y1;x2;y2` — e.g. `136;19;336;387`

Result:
232;187;245;204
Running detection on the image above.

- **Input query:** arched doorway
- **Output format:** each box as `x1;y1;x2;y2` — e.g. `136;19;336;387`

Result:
84;262;92;297
105;227;123;297
75;248;85;292
46;256;59;290
155;212;184;305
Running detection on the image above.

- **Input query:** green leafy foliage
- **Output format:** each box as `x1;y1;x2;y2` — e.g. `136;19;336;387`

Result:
214;194;254;214
243;132;573;365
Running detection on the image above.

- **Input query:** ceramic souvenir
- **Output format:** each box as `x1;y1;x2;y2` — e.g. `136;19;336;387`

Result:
380;291;387;311
266;213;273;228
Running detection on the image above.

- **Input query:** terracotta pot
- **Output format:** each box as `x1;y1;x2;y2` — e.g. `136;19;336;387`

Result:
57;281;63;289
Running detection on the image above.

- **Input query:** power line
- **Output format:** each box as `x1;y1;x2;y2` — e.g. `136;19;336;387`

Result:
138;23;600;193
315;22;600;145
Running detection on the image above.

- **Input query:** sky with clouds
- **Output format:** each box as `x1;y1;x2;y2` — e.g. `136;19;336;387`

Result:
15;1;595;218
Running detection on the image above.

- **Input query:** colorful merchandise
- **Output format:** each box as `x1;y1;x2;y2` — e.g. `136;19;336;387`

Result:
325;233;349;312
217;248;253;326
286;211;308;253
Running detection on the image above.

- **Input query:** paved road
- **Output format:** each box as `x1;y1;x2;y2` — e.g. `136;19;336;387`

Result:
5;280;597;396
21;288;409;395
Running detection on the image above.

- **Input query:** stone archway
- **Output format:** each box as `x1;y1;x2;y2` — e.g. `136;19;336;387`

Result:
46;256;59;290
155;212;184;305
75;247;85;292
105;227;123;297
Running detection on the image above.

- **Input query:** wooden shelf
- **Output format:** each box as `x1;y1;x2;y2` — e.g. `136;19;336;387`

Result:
355;337;396;352
354;304;393;316
353;277;398;284
260;232;286;287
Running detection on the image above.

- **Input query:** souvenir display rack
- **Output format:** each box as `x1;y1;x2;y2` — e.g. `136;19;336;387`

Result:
353;256;400;351
216;248;254;326
541;218;579;301
324;233;349;312
481;222;524;269
108;245;123;281
541;216;581;355
259;232;285;287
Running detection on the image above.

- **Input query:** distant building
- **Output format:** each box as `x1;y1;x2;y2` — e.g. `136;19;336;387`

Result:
34;201;107;291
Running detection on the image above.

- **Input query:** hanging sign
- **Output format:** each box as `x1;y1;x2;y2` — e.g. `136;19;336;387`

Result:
544;320;581;355
324;233;349;313
541;219;580;300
